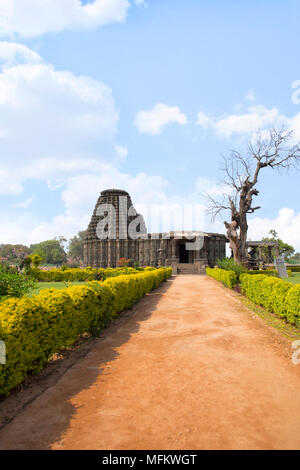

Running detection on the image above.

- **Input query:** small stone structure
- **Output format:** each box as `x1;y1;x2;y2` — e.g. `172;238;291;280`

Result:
246;240;279;269
83;189;227;273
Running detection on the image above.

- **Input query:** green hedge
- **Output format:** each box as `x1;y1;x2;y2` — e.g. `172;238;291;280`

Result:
32;266;150;282
0;268;172;396
240;274;300;325
289;266;300;272
206;267;237;288
246;269;291;277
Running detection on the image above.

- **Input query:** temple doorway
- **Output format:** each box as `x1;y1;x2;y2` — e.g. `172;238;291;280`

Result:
179;242;189;263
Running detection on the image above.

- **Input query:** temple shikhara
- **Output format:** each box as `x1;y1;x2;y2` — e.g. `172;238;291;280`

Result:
83;189;227;273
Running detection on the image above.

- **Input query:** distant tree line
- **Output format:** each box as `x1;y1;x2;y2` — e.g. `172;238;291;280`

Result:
0;231;87;268
0;228;298;268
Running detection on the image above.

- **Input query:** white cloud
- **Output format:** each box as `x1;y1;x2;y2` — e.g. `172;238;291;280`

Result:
196;111;212;128
245;89;256;101
0;42;123;193
0;163;227;245
248;208;300;252
3;165;170;244
196;105;288;138
195;176;228;197
0;0;130;38
0;169;23;194
0;41;41;66
134;103;187;135
11;196;33;208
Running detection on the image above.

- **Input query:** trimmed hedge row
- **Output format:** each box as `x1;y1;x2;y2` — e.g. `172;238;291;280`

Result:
206;267;237;289
33;266;152;282
240;274;300;325
246;269;291;277
289;266;300;272
206;268;300;326
0;267;172;396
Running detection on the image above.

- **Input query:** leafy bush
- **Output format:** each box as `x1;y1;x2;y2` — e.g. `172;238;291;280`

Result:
216;258;292;279
240;274;300;324
286;285;300;325
33;266;159;282
290;266;300;272
216;257;247;281
206;267;237;288
0;267;172;395
246;269;277;276
0;266;37;299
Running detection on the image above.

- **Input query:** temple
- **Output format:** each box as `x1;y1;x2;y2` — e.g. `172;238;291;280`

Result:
83;189;228;273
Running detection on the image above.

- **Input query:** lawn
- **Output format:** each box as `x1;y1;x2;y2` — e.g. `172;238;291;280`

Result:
32;281;87;295
284;273;300;285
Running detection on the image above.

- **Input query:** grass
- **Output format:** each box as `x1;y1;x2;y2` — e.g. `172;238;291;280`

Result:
240;296;300;342
284;272;300;285
31;281;87;295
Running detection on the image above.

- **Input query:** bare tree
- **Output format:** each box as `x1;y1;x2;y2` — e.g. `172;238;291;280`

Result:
206;128;300;264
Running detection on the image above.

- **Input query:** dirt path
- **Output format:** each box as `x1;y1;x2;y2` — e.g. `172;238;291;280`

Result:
1;275;300;450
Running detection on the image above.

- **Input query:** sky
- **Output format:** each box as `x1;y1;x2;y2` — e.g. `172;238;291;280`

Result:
0;0;300;250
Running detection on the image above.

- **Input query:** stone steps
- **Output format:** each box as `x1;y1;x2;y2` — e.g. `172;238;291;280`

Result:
177;263;197;274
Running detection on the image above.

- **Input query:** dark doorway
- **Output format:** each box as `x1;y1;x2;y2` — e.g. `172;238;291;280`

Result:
179;243;189;263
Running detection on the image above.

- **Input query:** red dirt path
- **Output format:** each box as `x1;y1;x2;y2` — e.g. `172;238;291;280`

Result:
0;275;300;450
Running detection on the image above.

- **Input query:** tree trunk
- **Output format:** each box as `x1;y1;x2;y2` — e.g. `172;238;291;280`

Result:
239;215;248;263
224;220;242;264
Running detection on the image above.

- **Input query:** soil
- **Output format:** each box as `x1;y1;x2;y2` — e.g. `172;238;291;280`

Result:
0;275;300;450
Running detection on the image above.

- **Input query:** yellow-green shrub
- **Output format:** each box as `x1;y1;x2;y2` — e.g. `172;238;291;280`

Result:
35;266;156;282
286;285;300;325
240;274;300;324
36;267;105;282
0;267;172;396
206;267;237;288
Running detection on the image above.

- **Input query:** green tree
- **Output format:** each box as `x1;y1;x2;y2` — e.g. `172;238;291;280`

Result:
0;244;30;265
286;252;300;264
30;239;67;265
262;229;295;261
67;231;87;264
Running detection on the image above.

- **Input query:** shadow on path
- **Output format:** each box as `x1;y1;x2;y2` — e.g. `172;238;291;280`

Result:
0;278;175;450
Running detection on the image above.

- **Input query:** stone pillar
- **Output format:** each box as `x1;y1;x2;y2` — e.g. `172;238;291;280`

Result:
158;238;167;267
194;236;208;274
99;241;105;267
138;239;144;267
124;239;129;260
107;240;113;267
116;240;121;266
169;238;178;273
144;237;151;266
83;243;88;266
150;239;157;267
94;241;99;267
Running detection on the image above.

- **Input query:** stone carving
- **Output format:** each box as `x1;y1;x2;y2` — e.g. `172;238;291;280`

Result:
83;189;228;272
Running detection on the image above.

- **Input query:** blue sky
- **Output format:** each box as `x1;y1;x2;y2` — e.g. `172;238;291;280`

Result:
0;0;299;249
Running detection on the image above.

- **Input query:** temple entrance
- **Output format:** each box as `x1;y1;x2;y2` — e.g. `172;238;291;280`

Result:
179;242;189;263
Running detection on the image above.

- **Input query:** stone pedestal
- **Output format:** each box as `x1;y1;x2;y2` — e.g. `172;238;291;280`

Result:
194;257;208;274
170;261;178;274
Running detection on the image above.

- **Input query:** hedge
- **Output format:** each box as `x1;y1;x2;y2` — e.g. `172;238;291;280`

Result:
32;266;149;282
247;269;277;276
289;266;300;272
206;267;237;288
240;273;300;325
0;267;172;395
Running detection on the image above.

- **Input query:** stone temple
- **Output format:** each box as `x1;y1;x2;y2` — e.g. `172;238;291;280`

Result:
83;189;227;273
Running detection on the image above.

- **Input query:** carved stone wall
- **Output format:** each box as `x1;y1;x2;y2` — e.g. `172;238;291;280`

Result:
83;189;228;269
